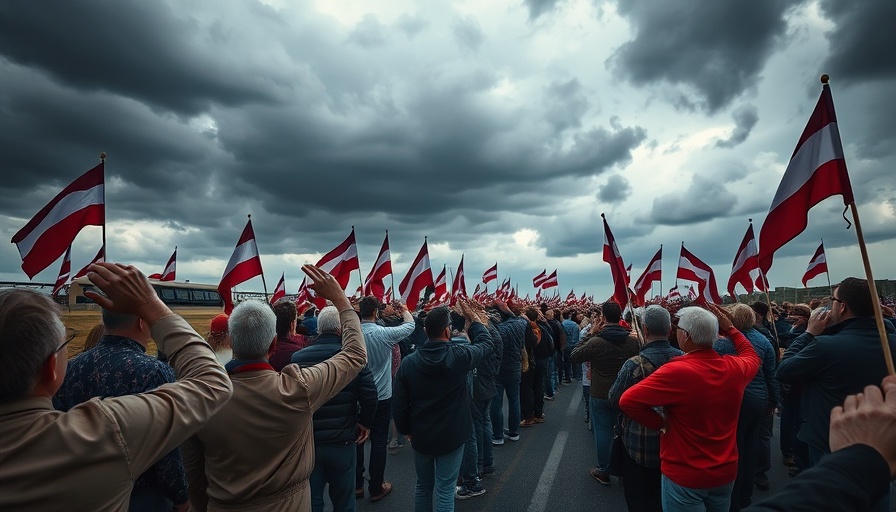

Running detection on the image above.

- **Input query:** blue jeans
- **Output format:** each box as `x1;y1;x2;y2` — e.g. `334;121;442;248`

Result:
414;446;464;512
589;397;615;472
472;398;493;467
661;475;734;512
357;398;391;495
491;372;521;439
129;487;173;512
542;357;556;397
460;416;478;484
310;442;356;512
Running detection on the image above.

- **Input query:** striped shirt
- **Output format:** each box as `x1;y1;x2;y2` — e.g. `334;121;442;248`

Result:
361;320;415;400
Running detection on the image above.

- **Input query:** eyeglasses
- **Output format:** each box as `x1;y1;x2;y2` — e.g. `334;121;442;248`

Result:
50;330;76;359
828;296;845;305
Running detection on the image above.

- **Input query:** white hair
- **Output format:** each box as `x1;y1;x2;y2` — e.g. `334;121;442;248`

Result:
229;300;276;360
676;307;718;348
317;306;341;334
643;305;672;338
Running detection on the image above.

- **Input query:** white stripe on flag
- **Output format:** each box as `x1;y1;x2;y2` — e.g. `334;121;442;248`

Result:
320;243;358;273
17;185;104;257
770;123;843;211
223;240;259;277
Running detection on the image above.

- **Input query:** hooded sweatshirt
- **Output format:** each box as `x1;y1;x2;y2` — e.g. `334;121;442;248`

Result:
392;322;494;455
570;323;639;399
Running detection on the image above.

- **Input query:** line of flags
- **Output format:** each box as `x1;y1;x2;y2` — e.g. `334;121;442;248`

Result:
6;79;877;313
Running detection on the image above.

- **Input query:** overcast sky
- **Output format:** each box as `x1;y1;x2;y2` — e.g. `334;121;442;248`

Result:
1;0;894;300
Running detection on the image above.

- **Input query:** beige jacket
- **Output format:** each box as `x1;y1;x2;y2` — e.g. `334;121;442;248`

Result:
184;309;366;512
0;315;233;511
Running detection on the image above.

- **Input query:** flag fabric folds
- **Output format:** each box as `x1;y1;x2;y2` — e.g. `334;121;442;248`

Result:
566;290;576;302
758;83;854;275
677;245;723;304
74;245;105;279
53;246;72;296
218;218;264;314
540;270;558;289
667;286;681;301
363;232;392;300
482;263;498;284
270;272;286;304
433;265;448;304
802;242;828;287
602;214;630;308
451;255;467;304
728;223;760;298
532;269;547;288
12;162;105;278
399;239;434;310
149;247;177;281
316;228;360;290
296;277;310;304
633;246;662;306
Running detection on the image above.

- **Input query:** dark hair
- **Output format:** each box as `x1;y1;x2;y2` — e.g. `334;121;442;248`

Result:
359;296;380;318
562;310;573;320
525;307;539;321
601;302;622;323
303;307;316;319
272;299;297;337
750;301;769;317
101;309;138;331
539;303;548;314
424;307;451;338
836;278;873;317
450;311;465;332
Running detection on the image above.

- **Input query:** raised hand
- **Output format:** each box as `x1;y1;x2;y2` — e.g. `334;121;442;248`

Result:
706;303;735;332
85;263;171;325
301;265;350;310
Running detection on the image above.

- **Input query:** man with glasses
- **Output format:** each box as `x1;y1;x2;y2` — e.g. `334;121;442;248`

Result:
54;305;190;511
776;278;896;512
0;263;233;510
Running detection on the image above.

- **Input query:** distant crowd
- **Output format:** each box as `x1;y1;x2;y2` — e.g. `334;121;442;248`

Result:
1;264;895;512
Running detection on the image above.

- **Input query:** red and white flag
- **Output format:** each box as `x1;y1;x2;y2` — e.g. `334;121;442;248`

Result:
801;242;828;287
482;263;498;284
540;270;558;289
667;286;681;301
218;218;264;314
270;272;286;304
451;254;467;304
296;277;310;304
149;247;177;281
399;238;434;310
363;232;392;300
633;246;662;306
602;214;630;307
433;265;448;303
532;269;548;288
384;286;393;303
687;286;698;300
74;245;106;279
53;246;72;296
758;81;854;275
566;290;576;302
11;162;105;278
626;264;632;282
472;283;482;301
677;245;723;304
316;228;360;290
728;223;760;298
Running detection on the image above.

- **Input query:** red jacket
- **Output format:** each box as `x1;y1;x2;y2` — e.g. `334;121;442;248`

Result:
619;327;759;488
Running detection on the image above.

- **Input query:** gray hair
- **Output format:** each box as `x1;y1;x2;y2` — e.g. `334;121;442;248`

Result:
643;305;672;338
0;289;65;401
317;306;341;334
676;307;718;348
229;300;276;360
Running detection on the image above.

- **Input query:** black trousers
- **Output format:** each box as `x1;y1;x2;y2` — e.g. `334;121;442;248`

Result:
621;449;662;512
731;393;765;511
356;398;391;495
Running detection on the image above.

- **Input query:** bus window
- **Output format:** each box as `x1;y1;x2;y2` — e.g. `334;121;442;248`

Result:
160;289;176;301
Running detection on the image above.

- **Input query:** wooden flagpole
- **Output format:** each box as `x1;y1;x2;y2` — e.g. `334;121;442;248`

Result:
250;214;269;299
821;239;833;298
352;226;365;296
100;152;107;262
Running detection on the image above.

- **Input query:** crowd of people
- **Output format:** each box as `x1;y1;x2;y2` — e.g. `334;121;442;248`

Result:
1;263;895;512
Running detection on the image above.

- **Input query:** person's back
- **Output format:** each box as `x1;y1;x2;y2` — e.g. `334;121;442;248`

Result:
0;263;233;511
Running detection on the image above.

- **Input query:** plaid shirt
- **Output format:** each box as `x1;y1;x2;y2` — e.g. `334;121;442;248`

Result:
607;340;682;469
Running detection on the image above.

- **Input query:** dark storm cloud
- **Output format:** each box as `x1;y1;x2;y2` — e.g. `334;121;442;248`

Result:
0;1;278;116
524;0;563;20
453;15;485;53
649;176;739;225
608;0;798;112
819;0;896;83
597;175;632;203
543;78;589;132
715;105;759;148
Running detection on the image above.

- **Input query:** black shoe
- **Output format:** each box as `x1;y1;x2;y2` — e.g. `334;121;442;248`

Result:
482;464;496;475
456;483;486;499
754;474;770;491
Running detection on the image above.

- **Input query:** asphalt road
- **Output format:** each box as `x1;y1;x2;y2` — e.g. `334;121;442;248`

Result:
342;381;809;512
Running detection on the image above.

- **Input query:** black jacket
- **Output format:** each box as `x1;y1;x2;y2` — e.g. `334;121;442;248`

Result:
393;322;494;455
291;333;378;444
532;321;555;359
472;323;503;401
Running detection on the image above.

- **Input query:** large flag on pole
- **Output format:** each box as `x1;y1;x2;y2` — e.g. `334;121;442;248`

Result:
677;244;723;304
218;217;264;314
482;263;498;284
540;270;558;289
74;245;105;279
728;222;760;298
601;214;629;307
12;162;105;278
633;246;662;306
451;254;467;304
802;242;828;287
433;265;448;303
270;272;286;304
296;277;310;304
363;232;392;300
149;247;177;281
399;238;434;310
758;81;854;275
532;269;548;289
53;246;72;296
316;228;360;290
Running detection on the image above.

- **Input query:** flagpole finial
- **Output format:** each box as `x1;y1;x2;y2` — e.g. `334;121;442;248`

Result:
820;74;829;84
247;214;251;219
100;152;106;161
600;212;606;219
748;218;753;223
